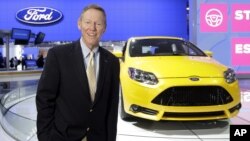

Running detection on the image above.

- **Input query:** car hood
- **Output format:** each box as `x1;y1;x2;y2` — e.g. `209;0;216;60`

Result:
127;56;228;78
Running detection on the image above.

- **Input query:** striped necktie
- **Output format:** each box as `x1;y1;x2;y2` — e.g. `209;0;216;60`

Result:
86;51;96;102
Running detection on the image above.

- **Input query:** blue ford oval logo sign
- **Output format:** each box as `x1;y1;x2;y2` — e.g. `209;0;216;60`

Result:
16;7;63;25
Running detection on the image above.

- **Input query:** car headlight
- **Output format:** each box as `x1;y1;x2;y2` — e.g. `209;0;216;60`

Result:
224;68;236;84
128;67;158;85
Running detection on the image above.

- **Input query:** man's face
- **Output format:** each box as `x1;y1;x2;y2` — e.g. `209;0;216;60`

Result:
78;9;106;49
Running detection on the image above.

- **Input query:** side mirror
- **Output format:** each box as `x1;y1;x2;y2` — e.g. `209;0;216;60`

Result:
113;51;123;58
204;50;213;57
112;51;124;63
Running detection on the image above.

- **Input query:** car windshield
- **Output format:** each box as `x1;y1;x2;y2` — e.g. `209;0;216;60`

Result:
129;38;206;57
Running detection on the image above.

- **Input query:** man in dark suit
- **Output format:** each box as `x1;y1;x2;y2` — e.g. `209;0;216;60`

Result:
36;4;120;141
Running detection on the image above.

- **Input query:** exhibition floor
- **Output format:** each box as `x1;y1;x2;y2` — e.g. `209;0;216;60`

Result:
0;79;249;141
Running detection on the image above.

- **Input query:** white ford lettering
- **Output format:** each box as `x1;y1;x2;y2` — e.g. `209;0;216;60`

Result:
24;8;53;21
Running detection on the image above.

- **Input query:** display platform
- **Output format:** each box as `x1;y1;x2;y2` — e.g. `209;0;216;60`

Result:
0;79;249;141
0;70;42;82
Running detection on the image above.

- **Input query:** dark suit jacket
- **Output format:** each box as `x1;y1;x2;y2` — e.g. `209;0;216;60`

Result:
36;40;120;141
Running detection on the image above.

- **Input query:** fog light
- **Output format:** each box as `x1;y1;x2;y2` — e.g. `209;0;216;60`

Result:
130;104;141;113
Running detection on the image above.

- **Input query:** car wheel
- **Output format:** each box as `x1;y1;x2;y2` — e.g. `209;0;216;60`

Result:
120;89;134;121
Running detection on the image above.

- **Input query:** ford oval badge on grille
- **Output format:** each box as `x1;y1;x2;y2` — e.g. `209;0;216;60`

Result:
189;77;200;81
16;7;63;25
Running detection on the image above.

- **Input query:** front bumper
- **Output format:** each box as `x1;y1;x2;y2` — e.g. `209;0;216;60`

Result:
121;77;241;121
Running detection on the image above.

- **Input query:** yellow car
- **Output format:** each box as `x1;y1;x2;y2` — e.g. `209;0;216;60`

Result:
119;36;241;121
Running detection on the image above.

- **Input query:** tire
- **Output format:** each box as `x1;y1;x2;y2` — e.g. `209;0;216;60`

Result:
120;89;134;121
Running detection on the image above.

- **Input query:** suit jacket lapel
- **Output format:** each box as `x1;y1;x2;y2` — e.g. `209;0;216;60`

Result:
93;47;109;106
71;41;92;103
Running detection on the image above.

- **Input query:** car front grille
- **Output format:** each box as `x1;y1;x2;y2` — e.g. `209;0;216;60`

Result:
151;86;233;106
163;111;225;118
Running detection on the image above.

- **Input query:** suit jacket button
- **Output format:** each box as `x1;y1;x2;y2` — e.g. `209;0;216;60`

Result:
90;109;93;112
87;127;90;131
